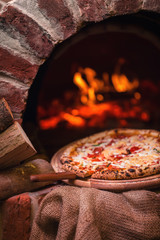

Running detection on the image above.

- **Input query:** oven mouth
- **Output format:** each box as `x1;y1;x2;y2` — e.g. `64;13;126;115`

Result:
22;12;160;158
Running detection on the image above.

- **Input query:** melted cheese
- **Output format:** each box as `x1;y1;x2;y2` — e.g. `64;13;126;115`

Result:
69;133;160;171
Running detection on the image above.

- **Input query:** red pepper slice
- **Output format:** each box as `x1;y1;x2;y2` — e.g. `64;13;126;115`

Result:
87;153;97;158
111;154;123;160
129;146;141;153
88;147;104;158
93;147;104;154
91;158;102;162
106;139;115;147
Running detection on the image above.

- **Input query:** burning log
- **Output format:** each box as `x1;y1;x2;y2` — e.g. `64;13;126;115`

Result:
0;121;37;169
0;158;54;200
0;98;14;133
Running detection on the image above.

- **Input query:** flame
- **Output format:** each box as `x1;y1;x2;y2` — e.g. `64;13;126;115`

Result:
73;60;139;106
111;74;139;92
37;59;151;130
88;88;96;103
73;67;108;105
73;72;88;94
73;69;98;105
82;67;104;91
111;58;139;92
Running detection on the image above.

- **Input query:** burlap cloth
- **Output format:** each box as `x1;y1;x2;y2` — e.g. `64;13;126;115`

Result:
30;186;160;240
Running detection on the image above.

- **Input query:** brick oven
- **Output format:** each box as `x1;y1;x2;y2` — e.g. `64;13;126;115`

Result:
0;0;160;159
0;1;160;239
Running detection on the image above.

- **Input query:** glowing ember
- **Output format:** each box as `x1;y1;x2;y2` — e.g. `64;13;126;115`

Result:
62;113;86;127
37;59;152;130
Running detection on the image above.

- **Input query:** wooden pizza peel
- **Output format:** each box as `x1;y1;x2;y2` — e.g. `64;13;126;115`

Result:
30;144;160;192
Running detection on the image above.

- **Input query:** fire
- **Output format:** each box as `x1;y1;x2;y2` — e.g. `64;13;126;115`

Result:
111;74;139;92
38;59;151;130
111;58;139;92
73;72;88;94
73;59;139;105
73;68;99;105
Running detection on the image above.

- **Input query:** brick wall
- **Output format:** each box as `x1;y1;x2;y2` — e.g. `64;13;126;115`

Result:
0;0;159;122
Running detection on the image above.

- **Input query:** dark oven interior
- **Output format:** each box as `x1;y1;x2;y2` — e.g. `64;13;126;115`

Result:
23;12;160;158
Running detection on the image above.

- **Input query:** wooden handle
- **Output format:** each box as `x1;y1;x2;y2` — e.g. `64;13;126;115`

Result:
30;172;77;182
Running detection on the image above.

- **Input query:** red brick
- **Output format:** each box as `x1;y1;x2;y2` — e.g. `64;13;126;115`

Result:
142;0;160;12
0;76;28;114
77;0;107;22
0;6;54;58
0;47;39;84
38;0;76;39
113;0;142;14
1;193;31;240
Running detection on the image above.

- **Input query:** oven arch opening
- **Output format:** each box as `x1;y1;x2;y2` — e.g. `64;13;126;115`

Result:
22;12;160;158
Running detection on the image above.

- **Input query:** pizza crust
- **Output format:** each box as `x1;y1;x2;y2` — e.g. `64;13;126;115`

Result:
61;163;91;178
91;164;160;180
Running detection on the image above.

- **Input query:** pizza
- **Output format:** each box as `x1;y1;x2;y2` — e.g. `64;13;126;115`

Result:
60;129;160;180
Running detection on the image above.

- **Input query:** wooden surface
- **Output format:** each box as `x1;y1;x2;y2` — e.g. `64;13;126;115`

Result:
51;145;160;192
0;159;54;200
0;98;14;133
0;121;37;169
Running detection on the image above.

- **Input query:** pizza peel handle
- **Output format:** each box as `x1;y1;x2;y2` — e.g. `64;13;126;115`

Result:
30;172;77;182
